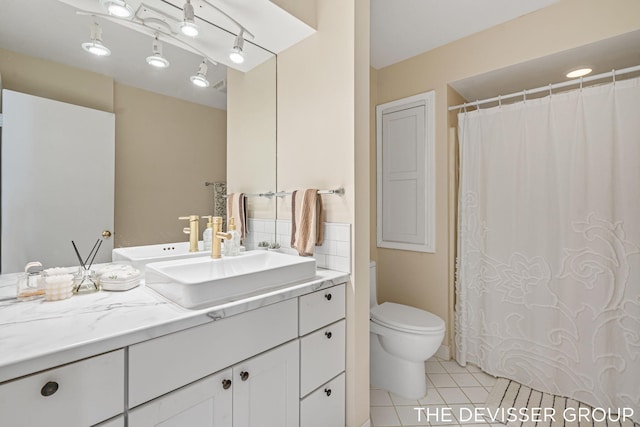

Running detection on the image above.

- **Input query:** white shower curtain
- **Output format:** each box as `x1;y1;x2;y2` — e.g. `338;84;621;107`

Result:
455;77;640;415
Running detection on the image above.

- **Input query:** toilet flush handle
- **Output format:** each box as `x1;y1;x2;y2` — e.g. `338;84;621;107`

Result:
325;293;332;301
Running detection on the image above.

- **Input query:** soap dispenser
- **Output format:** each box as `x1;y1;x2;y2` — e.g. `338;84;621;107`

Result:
227;217;241;256
203;216;214;251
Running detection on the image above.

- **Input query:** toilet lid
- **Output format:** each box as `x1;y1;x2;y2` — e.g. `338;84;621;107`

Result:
371;302;445;333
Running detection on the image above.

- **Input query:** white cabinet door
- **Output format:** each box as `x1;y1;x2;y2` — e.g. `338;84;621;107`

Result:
1;89;115;273
233;340;300;427
376;91;435;253
128;368;232;427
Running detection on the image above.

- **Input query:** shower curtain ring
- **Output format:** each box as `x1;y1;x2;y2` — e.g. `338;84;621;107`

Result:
612;69;616;84
498;95;502;107
523;89;527;102
580;77;583;90
549;84;553;97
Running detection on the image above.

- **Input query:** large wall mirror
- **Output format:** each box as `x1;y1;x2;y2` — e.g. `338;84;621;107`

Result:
0;0;282;272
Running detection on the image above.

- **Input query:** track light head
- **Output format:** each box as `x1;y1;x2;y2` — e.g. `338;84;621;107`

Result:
146;35;170;68
229;30;245;64
100;0;134;18
179;0;199;37
190;59;210;88
81;19;111;57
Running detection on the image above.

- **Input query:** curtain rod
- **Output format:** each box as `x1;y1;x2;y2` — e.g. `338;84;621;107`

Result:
448;64;640;111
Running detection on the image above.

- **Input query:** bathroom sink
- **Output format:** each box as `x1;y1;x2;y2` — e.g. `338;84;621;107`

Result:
145;250;317;309
112;241;206;270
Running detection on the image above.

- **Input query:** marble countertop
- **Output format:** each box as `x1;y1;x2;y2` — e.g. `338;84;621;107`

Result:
0;268;349;383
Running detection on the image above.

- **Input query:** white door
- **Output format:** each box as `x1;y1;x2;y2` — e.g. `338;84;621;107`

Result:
1;90;114;273
233;340;300;427
128;369;233;427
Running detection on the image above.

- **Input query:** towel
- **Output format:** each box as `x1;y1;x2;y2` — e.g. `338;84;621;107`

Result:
226;193;247;240
291;189;324;256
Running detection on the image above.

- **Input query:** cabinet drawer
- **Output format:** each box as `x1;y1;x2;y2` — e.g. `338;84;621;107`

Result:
300;373;345;427
129;298;297;408
300;319;345;397
0;350;124;427
299;283;345;335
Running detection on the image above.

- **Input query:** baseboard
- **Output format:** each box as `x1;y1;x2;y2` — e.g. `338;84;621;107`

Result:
435;344;450;360
360;419;371;427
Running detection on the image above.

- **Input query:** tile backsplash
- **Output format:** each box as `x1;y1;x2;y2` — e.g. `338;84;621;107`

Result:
243;218;351;274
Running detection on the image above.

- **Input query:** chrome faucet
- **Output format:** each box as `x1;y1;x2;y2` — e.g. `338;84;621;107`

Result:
211;216;231;259
179;215;201;252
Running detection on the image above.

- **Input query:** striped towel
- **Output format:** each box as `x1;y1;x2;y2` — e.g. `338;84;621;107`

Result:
291;189;324;256
226;193;247;240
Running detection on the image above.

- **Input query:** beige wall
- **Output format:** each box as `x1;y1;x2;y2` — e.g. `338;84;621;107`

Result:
276;0;370;425
0;47;113;112
0;48;227;249
114;83;226;247
227;57;277;219
373;0;640;352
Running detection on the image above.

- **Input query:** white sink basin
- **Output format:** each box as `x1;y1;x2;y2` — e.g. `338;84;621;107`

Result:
112;241;206;270
145;250;317;309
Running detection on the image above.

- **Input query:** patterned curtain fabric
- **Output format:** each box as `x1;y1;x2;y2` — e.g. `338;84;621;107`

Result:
456;77;640;415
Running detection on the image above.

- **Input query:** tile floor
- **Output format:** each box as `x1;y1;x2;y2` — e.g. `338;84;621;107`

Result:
370;357;501;427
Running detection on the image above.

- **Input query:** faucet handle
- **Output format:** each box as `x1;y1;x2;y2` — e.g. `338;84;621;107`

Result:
178;215;200;221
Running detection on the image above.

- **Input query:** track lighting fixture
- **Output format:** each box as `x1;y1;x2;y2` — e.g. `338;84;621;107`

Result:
100;0;134;18
190;59;210;87
81;18;111;57
146;34;170;68
179;0;199;37
229;30;245;64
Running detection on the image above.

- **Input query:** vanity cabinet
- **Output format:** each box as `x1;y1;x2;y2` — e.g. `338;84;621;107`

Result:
0;281;347;427
0;349;124;427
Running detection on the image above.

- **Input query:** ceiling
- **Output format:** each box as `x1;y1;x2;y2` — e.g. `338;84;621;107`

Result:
449;30;640;106
370;0;560;70
1;0;638;110
0;0;313;110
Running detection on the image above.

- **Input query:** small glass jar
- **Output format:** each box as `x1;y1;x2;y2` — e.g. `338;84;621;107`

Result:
73;268;99;294
17;262;45;301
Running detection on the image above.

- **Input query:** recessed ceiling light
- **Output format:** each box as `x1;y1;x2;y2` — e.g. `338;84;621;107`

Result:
566;68;593;79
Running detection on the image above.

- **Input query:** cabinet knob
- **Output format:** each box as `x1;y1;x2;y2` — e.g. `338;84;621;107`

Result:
325;293;332;301
240;371;249;381
324;388;332;397
222;379;232;390
41;381;59;397
325;331;332;339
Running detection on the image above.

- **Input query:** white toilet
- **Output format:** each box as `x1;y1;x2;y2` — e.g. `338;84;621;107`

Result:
369;261;445;399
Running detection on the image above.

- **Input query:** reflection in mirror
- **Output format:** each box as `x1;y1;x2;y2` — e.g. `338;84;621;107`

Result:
0;0;277;271
227;56;277;249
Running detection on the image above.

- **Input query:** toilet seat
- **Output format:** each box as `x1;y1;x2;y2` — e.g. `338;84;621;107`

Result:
371;302;445;333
